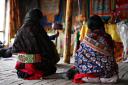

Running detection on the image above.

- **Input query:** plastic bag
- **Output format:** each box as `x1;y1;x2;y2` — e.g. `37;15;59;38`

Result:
117;21;128;61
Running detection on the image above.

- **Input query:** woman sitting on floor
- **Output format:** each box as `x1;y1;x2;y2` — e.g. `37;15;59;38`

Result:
66;15;119;83
12;8;60;80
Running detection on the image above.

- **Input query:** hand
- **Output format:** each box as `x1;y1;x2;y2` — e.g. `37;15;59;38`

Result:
56;31;59;37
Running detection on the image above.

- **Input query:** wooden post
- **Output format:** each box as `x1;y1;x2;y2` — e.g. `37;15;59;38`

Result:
63;0;73;63
3;0;7;44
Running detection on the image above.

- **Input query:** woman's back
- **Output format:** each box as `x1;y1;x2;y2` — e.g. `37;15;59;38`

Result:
67;15;118;83
12;9;60;80
75;29;118;78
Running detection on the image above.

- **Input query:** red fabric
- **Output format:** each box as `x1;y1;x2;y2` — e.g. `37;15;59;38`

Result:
15;62;22;69
21;64;35;75
16;62;44;80
20;51;26;54
70;65;76;69
117;0;128;5
116;0;128;19
15;52;44;80
23;65;43;80
73;73;97;83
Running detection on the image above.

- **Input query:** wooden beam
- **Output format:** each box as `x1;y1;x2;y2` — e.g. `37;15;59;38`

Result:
63;0;73;64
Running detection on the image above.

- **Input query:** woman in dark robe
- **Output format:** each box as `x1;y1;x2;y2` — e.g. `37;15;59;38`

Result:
12;8;60;80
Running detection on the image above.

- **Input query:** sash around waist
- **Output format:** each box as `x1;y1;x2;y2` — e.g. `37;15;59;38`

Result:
17;53;42;63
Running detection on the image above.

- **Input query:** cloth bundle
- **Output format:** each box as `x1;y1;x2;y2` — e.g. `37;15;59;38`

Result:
117;21;128;61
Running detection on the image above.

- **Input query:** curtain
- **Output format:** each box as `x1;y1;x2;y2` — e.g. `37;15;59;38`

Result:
10;0;40;39
10;0;21;39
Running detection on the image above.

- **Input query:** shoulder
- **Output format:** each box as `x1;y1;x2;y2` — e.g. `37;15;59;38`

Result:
104;33;113;40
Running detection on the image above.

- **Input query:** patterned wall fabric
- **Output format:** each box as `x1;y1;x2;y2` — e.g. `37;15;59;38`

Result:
116;0;128;19
90;0;112;16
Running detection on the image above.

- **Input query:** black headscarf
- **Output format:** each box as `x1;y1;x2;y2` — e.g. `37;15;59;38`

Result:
12;8;60;65
87;15;105;32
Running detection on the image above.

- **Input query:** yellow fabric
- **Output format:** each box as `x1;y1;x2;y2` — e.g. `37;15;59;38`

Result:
105;24;121;42
79;24;88;41
79;23;121;42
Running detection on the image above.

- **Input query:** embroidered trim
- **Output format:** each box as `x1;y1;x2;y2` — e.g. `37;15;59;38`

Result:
83;36;112;56
17;53;42;63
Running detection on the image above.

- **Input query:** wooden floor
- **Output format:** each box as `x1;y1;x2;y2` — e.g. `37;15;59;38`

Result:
0;56;128;85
